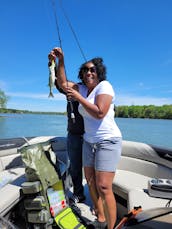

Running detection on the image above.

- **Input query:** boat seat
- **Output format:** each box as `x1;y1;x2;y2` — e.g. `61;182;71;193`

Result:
113;169;169;211
113;169;150;200
113;141;172;215
0;167;26;216
128;189;171;211
0;136;68;217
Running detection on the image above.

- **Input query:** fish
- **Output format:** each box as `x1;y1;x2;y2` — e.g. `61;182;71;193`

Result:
48;60;56;98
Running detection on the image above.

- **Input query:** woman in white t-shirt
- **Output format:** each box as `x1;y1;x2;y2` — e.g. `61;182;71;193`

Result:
50;47;122;229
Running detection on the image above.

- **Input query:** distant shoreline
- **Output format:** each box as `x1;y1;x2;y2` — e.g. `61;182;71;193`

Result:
1;105;172;119
0;108;66;116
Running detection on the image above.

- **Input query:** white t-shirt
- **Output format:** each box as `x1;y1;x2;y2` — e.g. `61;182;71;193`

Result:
78;81;122;143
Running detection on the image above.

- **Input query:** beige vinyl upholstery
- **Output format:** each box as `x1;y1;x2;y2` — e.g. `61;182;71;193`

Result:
113;141;172;216
0;154;25;216
0;136;67;217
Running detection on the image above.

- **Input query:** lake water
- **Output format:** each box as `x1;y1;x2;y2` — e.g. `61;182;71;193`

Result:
0;113;172;149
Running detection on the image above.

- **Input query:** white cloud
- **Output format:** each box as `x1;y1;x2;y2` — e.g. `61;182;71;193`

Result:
6;92;67;112
7;92;66;100
5;91;172;112
7;99;67;112
117;94;172;106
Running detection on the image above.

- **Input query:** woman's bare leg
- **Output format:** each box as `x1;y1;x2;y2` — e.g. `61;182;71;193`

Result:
96;171;116;229
84;166;106;222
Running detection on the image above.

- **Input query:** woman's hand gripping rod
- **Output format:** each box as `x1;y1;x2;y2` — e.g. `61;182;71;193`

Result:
48;50;75;123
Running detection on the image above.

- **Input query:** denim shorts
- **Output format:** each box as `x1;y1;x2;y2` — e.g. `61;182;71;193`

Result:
82;137;122;172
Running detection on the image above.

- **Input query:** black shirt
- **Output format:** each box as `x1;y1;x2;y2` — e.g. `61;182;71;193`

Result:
56;83;84;135
67;100;84;135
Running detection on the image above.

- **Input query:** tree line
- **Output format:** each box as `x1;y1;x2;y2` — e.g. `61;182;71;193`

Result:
115;105;172;119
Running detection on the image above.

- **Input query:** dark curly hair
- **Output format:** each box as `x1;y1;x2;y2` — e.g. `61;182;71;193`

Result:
78;57;107;84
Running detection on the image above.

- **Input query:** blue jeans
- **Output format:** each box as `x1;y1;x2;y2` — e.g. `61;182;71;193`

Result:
67;133;84;197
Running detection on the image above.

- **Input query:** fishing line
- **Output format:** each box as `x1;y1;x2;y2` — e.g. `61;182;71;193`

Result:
58;0;87;62
51;0;75;123
51;0;63;49
51;0;87;61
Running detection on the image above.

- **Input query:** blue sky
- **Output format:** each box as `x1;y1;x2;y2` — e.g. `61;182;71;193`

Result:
0;0;172;112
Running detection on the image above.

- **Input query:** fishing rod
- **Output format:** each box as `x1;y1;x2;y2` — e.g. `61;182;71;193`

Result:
58;0;87;62
51;0;75;123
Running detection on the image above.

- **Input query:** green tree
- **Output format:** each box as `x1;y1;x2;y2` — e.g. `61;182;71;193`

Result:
115;105;172;120
0;89;9;108
116;105;129;118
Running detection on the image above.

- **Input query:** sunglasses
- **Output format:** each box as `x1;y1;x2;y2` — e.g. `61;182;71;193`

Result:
82;66;96;74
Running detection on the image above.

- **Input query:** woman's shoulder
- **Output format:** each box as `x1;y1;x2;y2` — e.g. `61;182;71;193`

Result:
96;80;114;95
98;80;113;88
